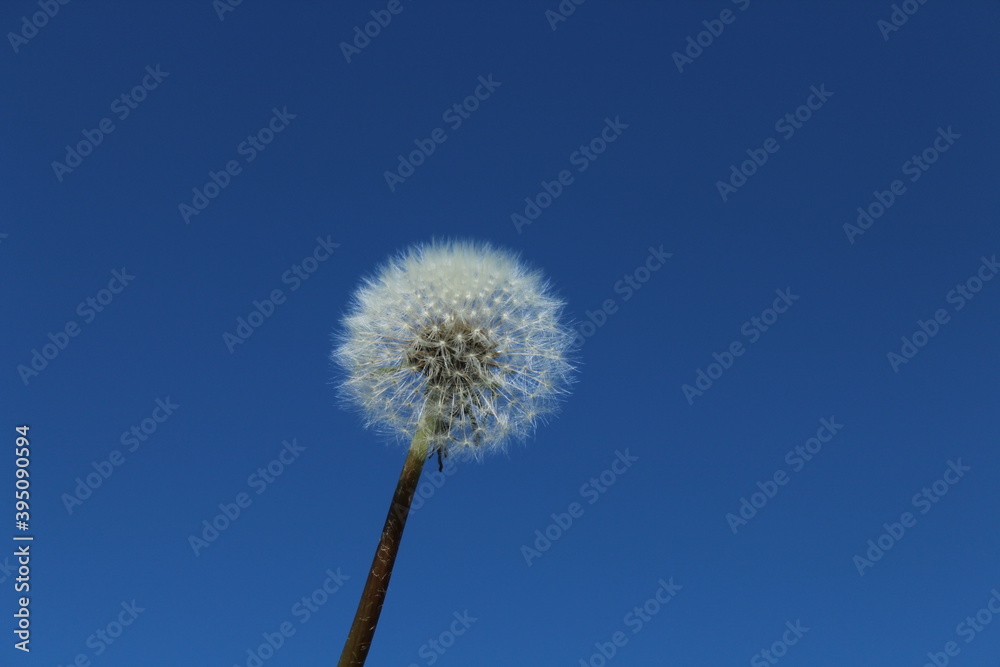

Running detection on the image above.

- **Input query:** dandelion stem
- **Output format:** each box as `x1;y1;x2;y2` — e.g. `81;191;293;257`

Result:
338;425;431;666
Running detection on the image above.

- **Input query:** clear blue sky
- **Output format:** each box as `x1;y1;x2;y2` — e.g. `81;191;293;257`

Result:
3;2;999;665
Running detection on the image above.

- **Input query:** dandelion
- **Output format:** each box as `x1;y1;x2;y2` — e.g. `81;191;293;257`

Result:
333;240;574;665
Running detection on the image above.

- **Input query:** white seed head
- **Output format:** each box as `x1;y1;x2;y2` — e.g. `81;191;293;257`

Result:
333;240;574;459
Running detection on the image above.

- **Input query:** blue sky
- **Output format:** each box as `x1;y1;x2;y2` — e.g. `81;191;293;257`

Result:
3;1;999;665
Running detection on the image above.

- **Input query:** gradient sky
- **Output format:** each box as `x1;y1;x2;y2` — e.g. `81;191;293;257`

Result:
3;2;1000;665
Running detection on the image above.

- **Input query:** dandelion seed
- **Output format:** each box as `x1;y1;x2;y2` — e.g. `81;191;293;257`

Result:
333;239;574;460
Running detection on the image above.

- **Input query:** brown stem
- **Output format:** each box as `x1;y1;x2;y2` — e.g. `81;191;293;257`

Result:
338;428;429;666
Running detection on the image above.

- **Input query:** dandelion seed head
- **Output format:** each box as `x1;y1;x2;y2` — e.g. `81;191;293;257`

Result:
333;239;574;459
